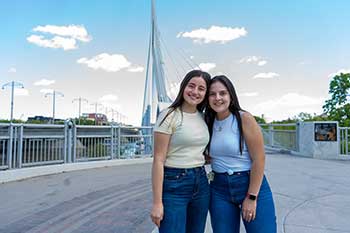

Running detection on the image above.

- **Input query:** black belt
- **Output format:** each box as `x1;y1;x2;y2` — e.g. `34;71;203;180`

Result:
164;166;205;173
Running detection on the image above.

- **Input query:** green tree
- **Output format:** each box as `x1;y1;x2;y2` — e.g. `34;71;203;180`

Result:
0;119;25;123
254;115;266;124
292;112;328;122
73;118;96;125
323;73;350;126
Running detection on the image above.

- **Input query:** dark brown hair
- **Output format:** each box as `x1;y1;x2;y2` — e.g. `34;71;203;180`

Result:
160;70;211;126
204;75;245;154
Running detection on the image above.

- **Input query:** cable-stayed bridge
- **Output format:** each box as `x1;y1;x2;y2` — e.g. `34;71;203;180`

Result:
141;0;200;127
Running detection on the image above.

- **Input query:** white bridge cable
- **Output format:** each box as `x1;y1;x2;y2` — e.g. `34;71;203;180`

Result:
158;36;184;83
159;35;200;74
159;36;187;76
159;31;199;72
158;33;206;100
160;34;200;72
158;35;188;99
177;47;200;70
142;32;152;116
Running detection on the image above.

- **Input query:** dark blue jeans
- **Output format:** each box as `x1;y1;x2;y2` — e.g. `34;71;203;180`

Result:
210;171;276;233
159;166;210;233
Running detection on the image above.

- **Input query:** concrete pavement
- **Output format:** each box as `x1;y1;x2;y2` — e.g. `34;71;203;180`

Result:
1;152;349;233
205;151;350;233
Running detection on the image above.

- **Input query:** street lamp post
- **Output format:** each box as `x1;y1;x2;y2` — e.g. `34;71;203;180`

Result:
115;110;120;124
73;97;88;125
45;90;64;124
108;108;117;124
2;81;24;123
90;102;102;125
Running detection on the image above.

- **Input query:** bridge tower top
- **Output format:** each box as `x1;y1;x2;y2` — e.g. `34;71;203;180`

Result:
142;0;172;127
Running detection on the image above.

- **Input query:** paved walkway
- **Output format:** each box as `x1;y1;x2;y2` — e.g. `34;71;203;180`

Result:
205;151;350;233
1;152;349;233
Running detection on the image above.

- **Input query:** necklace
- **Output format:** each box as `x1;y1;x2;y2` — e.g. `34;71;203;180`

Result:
214;116;231;132
214;125;223;132
214;121;224;131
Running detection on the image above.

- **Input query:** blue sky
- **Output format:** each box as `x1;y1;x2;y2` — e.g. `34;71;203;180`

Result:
1;0;349;125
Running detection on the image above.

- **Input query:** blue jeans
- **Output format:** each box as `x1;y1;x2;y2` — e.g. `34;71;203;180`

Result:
210;171;276;233
159;166;210;233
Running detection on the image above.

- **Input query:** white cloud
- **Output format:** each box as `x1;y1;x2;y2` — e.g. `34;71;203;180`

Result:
27;24;91;50
8;67;16;73
40;88;54;94
14;88;29;96
33;25;91;42
252;93;324;121
190;56;194;59
77;53;140;72
34;79;55;86
27;35;77;50
196;63;216;72
253;72;279;79
328;69;350;78
239;56;259;63
241;92;259;97
257;60;267;66
127;66;144;72
239;56;267;66
177;26;247;44
99;94;118;102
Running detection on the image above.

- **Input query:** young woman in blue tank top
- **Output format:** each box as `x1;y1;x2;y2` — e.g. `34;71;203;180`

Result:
205;75;276;233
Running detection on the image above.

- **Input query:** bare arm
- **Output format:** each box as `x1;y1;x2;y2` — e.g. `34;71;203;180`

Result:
241;112;265;221
151;132;171;227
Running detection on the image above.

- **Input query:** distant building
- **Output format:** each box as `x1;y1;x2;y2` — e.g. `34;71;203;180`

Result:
82;113;108;125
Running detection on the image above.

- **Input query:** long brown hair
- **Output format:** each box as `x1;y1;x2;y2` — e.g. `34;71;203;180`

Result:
160;70;211;126
204;75;245;154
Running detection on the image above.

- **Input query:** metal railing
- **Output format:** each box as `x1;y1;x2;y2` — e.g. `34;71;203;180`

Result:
339;127;350;155
260;123;298;152
0;122;153;170
0;124;10;169
2;121;347;171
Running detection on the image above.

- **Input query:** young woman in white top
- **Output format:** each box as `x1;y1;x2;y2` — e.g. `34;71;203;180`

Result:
205;75;276;233
150;70;211;233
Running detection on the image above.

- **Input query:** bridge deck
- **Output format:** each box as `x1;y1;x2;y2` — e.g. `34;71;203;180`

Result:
0;152;349;233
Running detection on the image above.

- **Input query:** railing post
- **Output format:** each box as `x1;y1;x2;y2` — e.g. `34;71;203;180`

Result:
346;128;349;155
13;126;18;169
67;121;73;163
72;124;77;163
64;120;73;163
111;125;115;159
18;125;23;168
296;122;300;152
268;124;274;147
117;127;121;159
151;127;154;156
8;123;13;169
64;121;68;163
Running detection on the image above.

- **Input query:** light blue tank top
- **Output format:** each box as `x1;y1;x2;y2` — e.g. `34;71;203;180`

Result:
209;113;252;173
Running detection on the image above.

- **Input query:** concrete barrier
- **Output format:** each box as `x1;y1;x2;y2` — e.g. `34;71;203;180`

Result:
0;158;153;184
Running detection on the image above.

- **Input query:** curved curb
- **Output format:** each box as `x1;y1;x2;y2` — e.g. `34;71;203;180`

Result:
0;158;153;184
